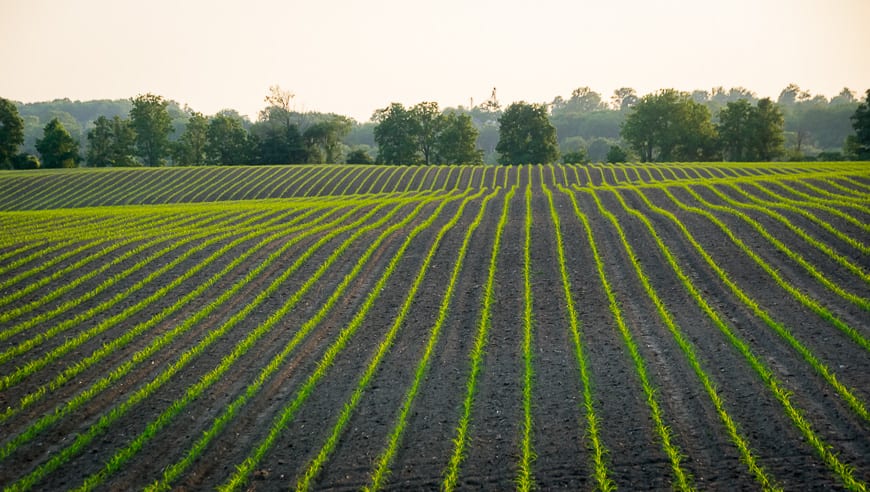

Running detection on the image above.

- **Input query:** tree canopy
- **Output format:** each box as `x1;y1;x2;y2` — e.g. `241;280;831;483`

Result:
496;102;559;165
36;118;80;168
621;90;718;162
130;93;173;166
846;89;870;160
0;97;25;169
87;116;138;167
173;112;209;166
3;83;867;170
717;98;785;161
372;102;482;165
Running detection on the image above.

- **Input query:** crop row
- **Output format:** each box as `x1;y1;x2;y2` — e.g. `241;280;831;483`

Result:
1;162;867;211
0;163;867;490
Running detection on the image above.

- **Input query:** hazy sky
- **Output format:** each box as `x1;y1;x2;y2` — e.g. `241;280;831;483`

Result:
2;0;868;122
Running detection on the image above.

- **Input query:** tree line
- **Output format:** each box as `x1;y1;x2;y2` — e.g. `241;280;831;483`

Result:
1;84;869;169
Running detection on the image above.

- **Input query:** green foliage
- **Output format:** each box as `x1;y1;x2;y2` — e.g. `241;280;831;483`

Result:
0;97;25;168
411;101;442;164
437;111;483;164
717;98;784;161
496;102;559;165
562;148;588;164
11;153;40;169
551;87;607;114
206;113;250;165
302;116;352;163
86;116;138;167
35;118;80;168
848;89;870;159
250;123;307;164
345;147;373;164
606;144;629;163
373;103;422;164
373;103;483;165
621;89;718;162
173;111;209;165
130;93;173;167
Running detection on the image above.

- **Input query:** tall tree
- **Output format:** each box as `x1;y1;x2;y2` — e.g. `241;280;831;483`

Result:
302;116;352;163
0;97;24;168
751;98;785;161
568;87;606;113
130;93;173;166
611;87;638;111
36;118;80;168
411;102;442;165
174;111;209;166
846;89;870;160
206;113;251;165
373;103;419;164
777;83;810;106
110;116;139;167
496;102;559;165
88;116;138;167
86;115;114;167
717;99;753;161
621;89;717;162
436;111;483;164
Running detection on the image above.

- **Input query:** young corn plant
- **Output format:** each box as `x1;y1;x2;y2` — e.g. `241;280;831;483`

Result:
542;170;614;491
619;182;867;491
363;190;497;492
582;182;779;491
565;184;694;491
442;185;515;491
217;190;477;492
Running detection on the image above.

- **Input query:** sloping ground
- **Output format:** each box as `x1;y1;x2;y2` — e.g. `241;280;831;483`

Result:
0;163;868;491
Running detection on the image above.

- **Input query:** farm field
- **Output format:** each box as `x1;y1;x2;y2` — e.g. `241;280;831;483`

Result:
0;162;868;491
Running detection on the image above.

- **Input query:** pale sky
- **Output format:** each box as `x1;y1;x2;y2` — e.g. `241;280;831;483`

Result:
1;0;868;122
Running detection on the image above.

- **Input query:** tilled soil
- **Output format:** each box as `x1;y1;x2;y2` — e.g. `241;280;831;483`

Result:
1;163;868;491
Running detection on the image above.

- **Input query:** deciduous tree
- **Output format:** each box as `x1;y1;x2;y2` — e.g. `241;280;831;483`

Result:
36;118;80;168
130;93;173;166
846;89;870;160
86;116;114;167
373;103;419;164
496;102;559;165
87;116;138;167
411;102;442;165
621;89;717;162
174;111;209;165
207;113;251;165
303;116;352;163
0;97;24;168
345;148;373;164
436;111;483;164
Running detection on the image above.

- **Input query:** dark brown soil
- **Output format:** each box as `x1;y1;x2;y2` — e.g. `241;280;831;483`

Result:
1;163;868;491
